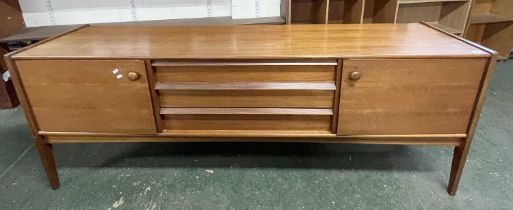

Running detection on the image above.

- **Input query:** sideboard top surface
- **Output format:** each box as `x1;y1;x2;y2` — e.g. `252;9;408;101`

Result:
12;23;490;59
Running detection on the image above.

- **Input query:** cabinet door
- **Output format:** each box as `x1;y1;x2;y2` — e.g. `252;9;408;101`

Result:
16;60;156;134
337;59;487;136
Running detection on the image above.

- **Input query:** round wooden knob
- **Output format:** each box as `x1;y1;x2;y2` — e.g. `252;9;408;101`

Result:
127;72;140;81
349;71;361;81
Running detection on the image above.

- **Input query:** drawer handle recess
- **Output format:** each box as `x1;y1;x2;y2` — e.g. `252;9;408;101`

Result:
155;82;336;91
160;108;334;115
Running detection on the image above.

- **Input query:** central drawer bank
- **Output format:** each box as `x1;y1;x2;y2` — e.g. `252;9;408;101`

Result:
5;23;496;195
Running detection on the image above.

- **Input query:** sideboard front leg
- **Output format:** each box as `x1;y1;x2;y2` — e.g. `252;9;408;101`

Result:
448;54;496;196
34;137;60;190
448;143;469;196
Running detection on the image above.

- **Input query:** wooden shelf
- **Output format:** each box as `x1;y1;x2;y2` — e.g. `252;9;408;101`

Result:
399;0;468;4
396;0;470;37
363;0;398;23
469;13;513;24
289;21;317;24
464;0;513;58
427;22;462;34
160;108;334;115
328;0;365;24
231;16;286;25
290;0;329;24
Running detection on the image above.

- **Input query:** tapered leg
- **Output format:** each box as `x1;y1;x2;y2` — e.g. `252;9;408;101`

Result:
447;54;497;196
448;144;469;196
34;138;60;190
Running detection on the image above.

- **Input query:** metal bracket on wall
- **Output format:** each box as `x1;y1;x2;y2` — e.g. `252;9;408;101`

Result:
255;0;260;17
207;0;212;17
44;0;56;25
129;0;137;21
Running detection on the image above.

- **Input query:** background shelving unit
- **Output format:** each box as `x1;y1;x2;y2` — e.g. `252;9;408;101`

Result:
396;0;472;35
287;0;473;37
363;0;399;23
288;0;365;24
289;0;330;24
464;0;513;58
328;0;365;23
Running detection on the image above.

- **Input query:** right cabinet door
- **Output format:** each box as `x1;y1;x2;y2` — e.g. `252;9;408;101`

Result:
337;58;487;136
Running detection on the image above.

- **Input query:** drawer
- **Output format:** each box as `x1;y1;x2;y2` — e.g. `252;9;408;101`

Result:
337;58;487;135
152;60;339;108
153;61;337;82
158;88;335;108
162;108;333;132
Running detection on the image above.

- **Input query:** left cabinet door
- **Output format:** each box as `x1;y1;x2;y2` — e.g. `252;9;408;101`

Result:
15;60;157;134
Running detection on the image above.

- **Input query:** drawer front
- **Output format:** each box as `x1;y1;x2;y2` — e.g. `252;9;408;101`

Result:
165;115;332;131
159;89;334;108
162;108;333;131
154;64;336;82
337;59;487;135
16;60;156;134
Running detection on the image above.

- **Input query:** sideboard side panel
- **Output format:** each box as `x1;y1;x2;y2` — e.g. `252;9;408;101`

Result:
337;58;487;136
15;60;157;134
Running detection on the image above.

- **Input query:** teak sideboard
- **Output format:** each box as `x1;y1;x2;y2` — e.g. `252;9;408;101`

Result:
4;23;496;195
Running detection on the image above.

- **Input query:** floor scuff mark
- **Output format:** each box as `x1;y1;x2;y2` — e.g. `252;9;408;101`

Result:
109;197;125;209
144;186;151;195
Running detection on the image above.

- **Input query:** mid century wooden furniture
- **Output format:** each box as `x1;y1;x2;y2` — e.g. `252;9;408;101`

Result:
5;23;496;196
464;0;513;58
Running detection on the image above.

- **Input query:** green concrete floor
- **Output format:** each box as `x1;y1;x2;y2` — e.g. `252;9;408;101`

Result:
0;61;512;210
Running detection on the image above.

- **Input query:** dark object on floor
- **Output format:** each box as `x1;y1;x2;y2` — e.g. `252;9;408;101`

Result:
0;0;23;109
1;25;85;109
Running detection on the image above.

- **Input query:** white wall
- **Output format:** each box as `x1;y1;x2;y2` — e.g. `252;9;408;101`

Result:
19;0;282;27
232;0;281;19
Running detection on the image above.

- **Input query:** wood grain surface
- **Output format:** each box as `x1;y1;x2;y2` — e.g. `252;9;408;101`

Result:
337;58;487;135
155;65;336;82
15;60;157;133
12;24;489;59
159;89;335;108
163;115;332;131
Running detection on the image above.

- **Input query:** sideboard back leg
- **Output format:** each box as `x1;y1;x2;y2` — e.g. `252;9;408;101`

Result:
34;137;60;190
